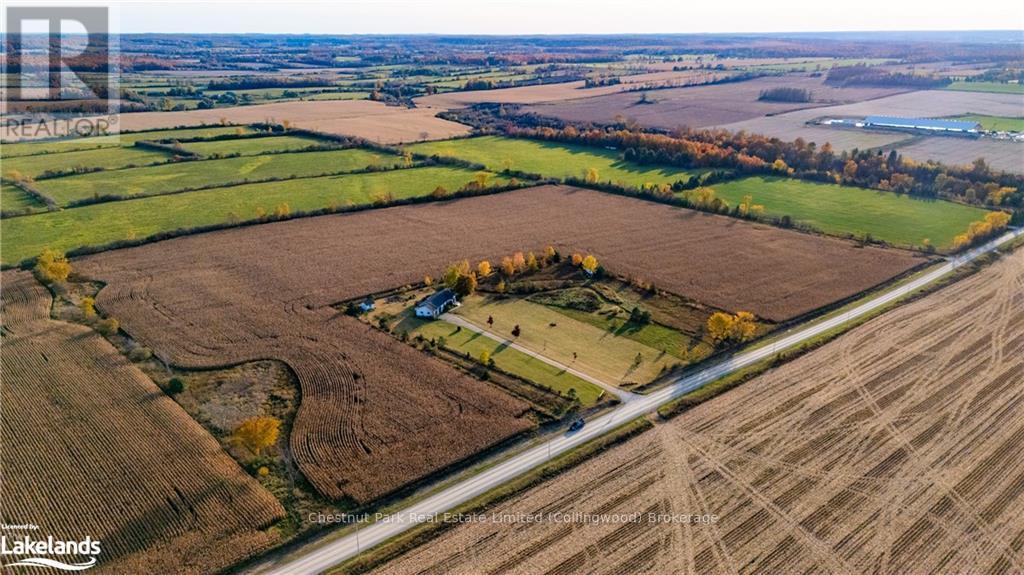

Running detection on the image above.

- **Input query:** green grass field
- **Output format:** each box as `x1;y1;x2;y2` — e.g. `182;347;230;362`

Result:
35;148;400;205
951;114;1024;132
700;176;989;250
1;184;45;211
3;146;174;179
407;135;705;186
0;126;249;158
1;166;505;264
944;81;1024;95
411;319;604;406
453;294;680;386
179;135;331;157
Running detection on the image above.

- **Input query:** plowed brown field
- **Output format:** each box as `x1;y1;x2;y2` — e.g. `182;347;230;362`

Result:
0;271;285;574
373;246;1024;575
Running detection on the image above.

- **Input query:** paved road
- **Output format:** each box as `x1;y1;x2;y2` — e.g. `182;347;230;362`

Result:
440;312;639;402
252;227;1022;575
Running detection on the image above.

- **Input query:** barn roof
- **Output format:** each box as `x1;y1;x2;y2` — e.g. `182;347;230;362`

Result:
864;116;981;131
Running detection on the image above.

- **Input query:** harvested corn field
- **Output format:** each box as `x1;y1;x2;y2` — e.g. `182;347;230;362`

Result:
0;271;285;574
373;246;1024;575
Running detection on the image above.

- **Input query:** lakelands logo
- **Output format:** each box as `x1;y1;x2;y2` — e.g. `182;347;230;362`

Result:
1;534;102;571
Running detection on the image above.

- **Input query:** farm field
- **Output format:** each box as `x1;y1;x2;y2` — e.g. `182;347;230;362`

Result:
408;136;705;185
411;318;606;406
952;114;1024;132
373;244;1024;575
2;166;504;263
704;176;990;249
944;81;1024;94
33;148;400;205
3;145;173;178
0;271;286;574
894;137;1024;175
178;134;330;156
522;75;906;130
0;126;249;157
111;100;471;143
1;184;43;211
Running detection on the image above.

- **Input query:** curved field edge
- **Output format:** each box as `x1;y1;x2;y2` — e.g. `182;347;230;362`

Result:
0;270;285;574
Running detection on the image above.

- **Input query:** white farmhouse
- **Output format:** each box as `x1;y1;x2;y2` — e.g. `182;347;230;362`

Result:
414;288;458;319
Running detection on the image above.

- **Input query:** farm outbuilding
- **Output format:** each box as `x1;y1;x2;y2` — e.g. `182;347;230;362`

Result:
863;116;982;133
415;288;458;319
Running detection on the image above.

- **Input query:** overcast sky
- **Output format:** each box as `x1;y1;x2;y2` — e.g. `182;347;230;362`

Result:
8;0;1024;34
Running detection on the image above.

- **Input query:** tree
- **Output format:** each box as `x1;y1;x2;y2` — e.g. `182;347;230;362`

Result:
706;312;735;343
526;252;539;271
474;172;491;188
544;245;559;263
511;324;521;338
431;185;449;198
424;275;433;286
571;253;583;266
167;377;186;395
512;251;526;272
273;202;290;218
487;315;494;327
80;296;97;318
729;311;757;341
479;350;491;365
583;167;599;183
401;150;413;167
35;248;71;284
443;260;471;288
495;279;507;293
96;317;120;336
500;256;516;277
453;272;478;297
581;255;599;275
233;416;281;457
477;260;492;277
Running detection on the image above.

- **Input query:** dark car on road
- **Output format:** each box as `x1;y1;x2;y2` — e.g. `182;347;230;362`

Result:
568;418;585;433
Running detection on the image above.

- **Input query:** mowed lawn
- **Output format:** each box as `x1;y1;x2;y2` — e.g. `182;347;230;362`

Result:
701;176;989;250
3;146;173;178
36;148;401;205
1;166;506;264
453;295;679;386
952;114;1024;132
179;135;330;156
944;81;1024;95
0;126;248;158
407;135;705;186
411;319;605;406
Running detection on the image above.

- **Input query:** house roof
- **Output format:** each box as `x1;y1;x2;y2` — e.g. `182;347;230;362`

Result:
864;115;980;131
417;288;456;311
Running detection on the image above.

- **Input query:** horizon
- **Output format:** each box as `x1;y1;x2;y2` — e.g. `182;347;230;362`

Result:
4;0;1023;35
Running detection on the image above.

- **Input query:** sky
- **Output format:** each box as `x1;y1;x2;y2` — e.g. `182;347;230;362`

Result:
6;0;1024;34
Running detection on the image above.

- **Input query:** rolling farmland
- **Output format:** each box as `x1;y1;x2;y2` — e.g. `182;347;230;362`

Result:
178;134;330;156
704;176;990;249
2;166;505;264
2;145;174;178
0;271;285;574
373;245;1024;575
73;185;921;502
33;148;400;205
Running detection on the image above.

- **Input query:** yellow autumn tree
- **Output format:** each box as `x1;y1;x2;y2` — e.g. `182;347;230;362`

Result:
80;296;97;318
35;248;72;284
581;255;599;275
571;253;583;266
233;416;281;457
477;260;492;277
729;311;758;341
500;256;516;277
583;167;599;183
526;252;539;271
706;312;735;343
512;251;526;272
